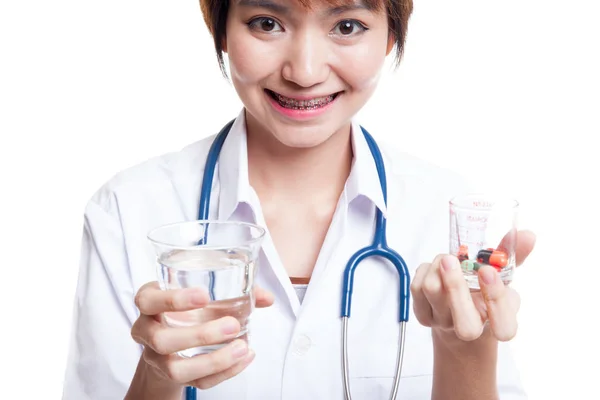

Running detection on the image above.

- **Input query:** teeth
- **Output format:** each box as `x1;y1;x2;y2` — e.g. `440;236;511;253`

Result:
273;92;335;109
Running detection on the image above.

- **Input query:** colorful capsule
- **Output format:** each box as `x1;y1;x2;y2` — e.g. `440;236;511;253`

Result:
458;244;469;262
477;248;508;268
461;260;482;271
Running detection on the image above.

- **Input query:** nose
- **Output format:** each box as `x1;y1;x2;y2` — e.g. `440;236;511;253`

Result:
281;31;330;88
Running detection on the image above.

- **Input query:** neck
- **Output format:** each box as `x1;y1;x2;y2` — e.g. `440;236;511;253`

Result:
245;114;353;206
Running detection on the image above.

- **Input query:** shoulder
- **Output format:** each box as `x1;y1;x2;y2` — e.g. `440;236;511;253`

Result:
86;135;216;217
374;138;472;259
378;139;472;195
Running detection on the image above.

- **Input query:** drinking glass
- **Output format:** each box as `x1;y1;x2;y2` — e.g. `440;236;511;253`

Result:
449;194;519;289
147;220;265;357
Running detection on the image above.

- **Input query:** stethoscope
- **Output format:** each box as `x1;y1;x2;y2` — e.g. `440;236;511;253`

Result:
185;119;410;400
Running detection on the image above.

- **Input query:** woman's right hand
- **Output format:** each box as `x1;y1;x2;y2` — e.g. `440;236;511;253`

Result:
130;282;274;390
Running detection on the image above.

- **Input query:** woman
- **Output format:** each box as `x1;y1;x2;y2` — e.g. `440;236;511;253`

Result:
63;0;536;399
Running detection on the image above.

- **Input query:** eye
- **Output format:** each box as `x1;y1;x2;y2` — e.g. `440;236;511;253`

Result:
332;19;367;37
247;17;284;33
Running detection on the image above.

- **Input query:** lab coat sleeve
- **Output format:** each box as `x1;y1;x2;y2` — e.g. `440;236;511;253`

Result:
62;198;142;400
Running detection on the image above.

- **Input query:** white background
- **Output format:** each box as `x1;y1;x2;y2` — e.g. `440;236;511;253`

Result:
1;0;599;398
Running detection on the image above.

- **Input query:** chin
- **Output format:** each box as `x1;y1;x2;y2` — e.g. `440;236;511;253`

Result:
268;121;348;149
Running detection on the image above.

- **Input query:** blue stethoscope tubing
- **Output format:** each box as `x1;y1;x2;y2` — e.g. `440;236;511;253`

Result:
185;119;410;400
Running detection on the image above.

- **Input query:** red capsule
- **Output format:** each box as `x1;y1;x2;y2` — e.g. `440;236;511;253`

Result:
477;248;508;268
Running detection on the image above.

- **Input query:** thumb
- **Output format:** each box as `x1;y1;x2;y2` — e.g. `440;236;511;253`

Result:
253;286;274;308
478;266;520;341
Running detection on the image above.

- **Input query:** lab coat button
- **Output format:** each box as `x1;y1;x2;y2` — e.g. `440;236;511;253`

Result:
292;334;311;356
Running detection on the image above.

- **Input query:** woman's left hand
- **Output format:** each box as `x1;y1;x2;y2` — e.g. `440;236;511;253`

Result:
410;230;536;342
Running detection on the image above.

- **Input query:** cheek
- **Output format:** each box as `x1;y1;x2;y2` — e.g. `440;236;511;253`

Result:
335;40;387;92
227;34;273;85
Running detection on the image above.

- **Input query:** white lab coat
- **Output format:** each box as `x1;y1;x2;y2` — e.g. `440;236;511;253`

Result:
63;110;527;399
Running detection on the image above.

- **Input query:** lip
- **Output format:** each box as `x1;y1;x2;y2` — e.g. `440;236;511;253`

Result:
264;89;342;120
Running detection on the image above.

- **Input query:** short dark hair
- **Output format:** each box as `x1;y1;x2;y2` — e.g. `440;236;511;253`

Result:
199;0;414;77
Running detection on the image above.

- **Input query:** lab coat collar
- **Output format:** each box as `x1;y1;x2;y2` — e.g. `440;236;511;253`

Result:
217;109;254;222
345;121;388;218
216;111;388;221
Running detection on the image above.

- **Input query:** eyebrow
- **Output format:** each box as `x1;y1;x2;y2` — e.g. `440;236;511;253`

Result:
328;3;371;16
238;0;290;15
237;0;371;17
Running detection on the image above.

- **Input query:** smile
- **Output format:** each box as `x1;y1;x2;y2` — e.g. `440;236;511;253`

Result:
265;89;340;110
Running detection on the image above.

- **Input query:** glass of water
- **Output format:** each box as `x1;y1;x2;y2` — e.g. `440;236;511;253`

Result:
449;194;519;290
147;220;266;357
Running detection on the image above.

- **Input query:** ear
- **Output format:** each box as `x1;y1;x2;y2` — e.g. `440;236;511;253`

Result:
386;33;395;56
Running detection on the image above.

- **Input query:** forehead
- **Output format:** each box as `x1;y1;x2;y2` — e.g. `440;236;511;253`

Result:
296;0;383;9
237;0;385;12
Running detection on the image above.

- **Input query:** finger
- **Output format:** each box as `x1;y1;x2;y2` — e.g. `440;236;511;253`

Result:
146;339;250;384
131;313;160;347
133;315;242;355
253;287;274;308
470;292;489;321
478;266;520;341
410;262;434;327
135;282;210;316
421;254;453;328
498;229;536;267
192;350;256;390
515;230;536;266
439;255;485;341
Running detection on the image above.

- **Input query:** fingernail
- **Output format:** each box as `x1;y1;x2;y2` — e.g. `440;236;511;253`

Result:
243;349;256;364
441;255;459;272
222;318;239;335
232;341;248;359
480;267;496;285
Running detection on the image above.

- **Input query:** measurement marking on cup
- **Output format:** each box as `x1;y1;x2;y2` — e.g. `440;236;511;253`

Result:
457;225;487;232
461;240;485;246
450;194;518;290
472;200;494;207
450;239;485;247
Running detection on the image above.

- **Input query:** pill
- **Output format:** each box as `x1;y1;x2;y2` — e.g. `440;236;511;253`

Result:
461;260;472;271
477;249;508;268
461;260;482;271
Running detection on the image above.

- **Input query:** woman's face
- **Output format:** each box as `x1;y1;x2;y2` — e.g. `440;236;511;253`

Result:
225;0;391;148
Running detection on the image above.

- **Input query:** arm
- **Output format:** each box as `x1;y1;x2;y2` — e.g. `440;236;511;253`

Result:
63;198;267;399
411;232;535;400
432;326;499;400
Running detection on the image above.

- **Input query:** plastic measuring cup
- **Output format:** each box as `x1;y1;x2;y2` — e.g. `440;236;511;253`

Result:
147;220;266;357
449;194;519;289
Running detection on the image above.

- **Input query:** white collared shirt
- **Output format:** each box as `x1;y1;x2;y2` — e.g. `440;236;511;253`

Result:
62;110;527;399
